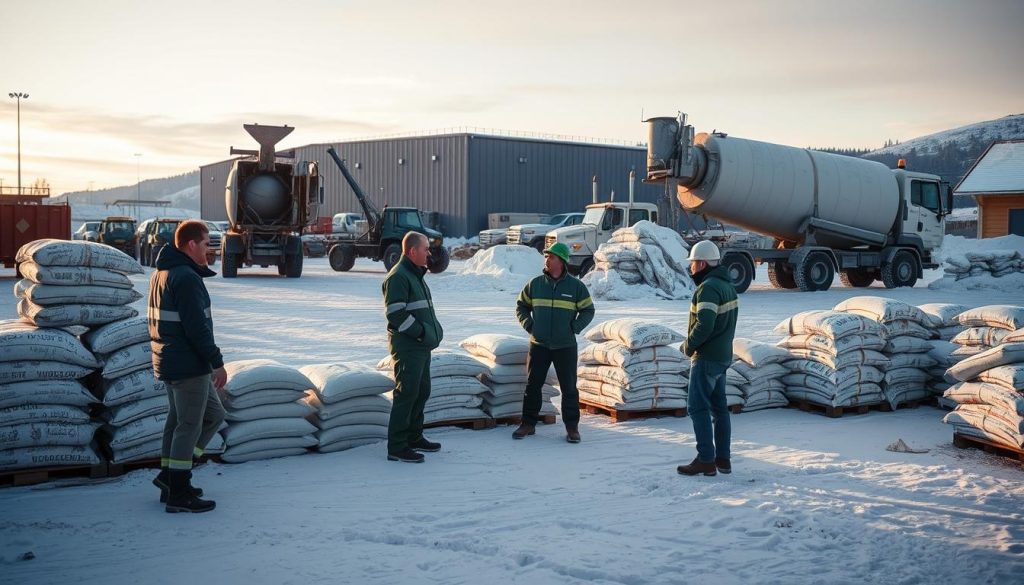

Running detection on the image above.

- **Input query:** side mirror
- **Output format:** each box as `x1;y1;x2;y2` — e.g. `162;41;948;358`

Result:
943;182;953;217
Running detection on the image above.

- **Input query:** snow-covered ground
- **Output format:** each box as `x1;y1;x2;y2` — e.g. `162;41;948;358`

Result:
1;256;1022;585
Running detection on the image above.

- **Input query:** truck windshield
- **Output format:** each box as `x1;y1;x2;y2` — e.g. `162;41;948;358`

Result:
104;221;134;233
394;210;423;229
546;214;566;225
582;208;604;226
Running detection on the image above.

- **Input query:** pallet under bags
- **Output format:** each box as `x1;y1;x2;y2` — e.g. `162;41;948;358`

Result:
217;360;317;463
459;334;559;419
300;363;393;453
730;338;789;412
377;350;492;424
578;319;688;411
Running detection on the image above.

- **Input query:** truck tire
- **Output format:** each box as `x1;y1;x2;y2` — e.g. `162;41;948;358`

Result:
329;244;356;272
839;268;874;288
427;246;450;274
767;261;797;290
578;258;596;277
277;262;287;276
284;252;303;278
794;251;834;292
222;253;238;278
722;253;754;294
881;250;918;288
383;243;402;271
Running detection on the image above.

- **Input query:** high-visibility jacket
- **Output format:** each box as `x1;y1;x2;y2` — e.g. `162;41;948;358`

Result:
383;256;444;353
516;270;595;349
684;265;738;363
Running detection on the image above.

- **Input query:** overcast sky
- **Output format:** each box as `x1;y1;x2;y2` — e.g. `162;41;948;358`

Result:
1;0;1022;195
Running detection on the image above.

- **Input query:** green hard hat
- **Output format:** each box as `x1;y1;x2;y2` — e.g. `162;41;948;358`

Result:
543;242;571;264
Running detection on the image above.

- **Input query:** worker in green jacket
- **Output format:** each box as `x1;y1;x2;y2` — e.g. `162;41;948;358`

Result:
677;240;738;477
514;242;595;443
382;232;444;463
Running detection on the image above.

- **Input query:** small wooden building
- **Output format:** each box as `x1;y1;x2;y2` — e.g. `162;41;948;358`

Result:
954;140;1024;238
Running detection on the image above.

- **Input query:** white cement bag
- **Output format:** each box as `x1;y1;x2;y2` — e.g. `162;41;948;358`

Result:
377;351;489;379
777;333;885;354
0;445;101;471
918;303;969;328
428;375;490;398
0;421;99;449
732;338;792;367
944;381;1024;415
425;393;484;412
943;409;1023;447
221;417;317;447
784;348;888;369
17;261;134;289
579;341;685;368
108;412;167;450
318;437;382;453
0;404;92;426
585;319;684;349
1005;328;1024;343
220;446;309;463
459;334;530;365
316;424;388;446
100;341;152;379
0;322;100;367
976;365;1024;391
104;394;168;426
83;316;149;353
424;406;489;424
575;389;686;411
946;343;1024;383
299;364;394;404
225;400;314;422
952;327;1011;348
222;388;307;410
956;305;1024;331
306;394;391;419
731;361;788;381
881;320;934;340
887;353;938;370
223;360;314;397
314;411;390;430
102;369;165;407
14;280;142;306
884;367;930;385
783;361;884;387
0;379;96;409
110;438;161;464
221;435;317;460
884;336;933;354
16;239;144;274
0;360;94;384
17;298;138;328
834;296;930;325
479;360;529;385
774;311;883;339
577;376;686;397
486;400;556;418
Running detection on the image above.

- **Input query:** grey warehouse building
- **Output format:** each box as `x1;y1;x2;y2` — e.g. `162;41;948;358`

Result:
199;132;665;237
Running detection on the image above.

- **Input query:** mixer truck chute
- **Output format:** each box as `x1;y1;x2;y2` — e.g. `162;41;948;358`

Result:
645;113;951;293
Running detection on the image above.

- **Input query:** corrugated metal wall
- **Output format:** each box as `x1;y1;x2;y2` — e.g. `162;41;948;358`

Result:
198;133;662;236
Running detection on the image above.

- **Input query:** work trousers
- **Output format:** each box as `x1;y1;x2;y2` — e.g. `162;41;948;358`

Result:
388;349;432;453
160;373;225;470
522;344;579;427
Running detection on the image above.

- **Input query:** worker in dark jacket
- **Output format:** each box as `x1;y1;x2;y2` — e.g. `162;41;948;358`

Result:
148;220;225;512
677;240;738;477
514;242;595;443
383;232;444;463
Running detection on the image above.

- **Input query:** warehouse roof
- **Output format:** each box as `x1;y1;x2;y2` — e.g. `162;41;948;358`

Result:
955;140;1024;195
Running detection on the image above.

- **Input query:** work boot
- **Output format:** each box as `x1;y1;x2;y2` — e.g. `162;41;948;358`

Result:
165;470;216;513
566;426;581;444
153;468;203;503
715;458;732;474
676;457;717;476
512;422;536;440
387;447;425;463
409;437;441;452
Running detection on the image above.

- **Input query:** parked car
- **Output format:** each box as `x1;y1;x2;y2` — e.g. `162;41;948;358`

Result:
73;221;101;241
97;216;138;259
507;213;585;250
138;218;183;267
203;221;223;266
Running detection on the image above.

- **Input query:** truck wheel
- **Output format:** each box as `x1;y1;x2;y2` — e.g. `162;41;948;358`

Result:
767;261;797;289
329;244;357;272
794;251;834;292
839;268;874;288
532;239;545;252
383;243;402;271
578;258;596;277
722;253;754;294
427;246;451;274
222;252;238;278
285;252;303;278
277;263;287;276
881;250;918;288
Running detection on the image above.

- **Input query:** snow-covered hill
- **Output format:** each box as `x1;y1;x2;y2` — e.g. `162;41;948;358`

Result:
868;113;1024;157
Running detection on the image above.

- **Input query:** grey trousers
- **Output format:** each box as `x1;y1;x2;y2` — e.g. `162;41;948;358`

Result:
160;374;225;470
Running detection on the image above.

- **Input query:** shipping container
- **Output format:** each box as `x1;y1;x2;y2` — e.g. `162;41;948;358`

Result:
1;197;72;270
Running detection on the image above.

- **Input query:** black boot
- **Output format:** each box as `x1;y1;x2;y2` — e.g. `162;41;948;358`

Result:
387;447;425;463
154;468;204;503
715;458;732;474
512;423;535;440
566;425;581;444
409;437;441;452
165;470;216;513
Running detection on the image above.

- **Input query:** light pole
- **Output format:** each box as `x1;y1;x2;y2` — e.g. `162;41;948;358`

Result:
8;92;28;195
134;153;142;208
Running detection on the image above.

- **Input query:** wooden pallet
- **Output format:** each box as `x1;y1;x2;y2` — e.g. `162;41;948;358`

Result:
424;417;496;431
579;398;687;422
953;433;1024;463
105;457;163;478
729;404;743;414
878;397;937;412
0;462;107;488
787;398;886;419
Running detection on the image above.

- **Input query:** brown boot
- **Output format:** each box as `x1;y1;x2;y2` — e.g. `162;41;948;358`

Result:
715;458;732;474
566;426;581;443
512;423;536;440
677;457;717;476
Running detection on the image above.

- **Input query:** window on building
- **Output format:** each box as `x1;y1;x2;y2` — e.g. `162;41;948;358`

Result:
1009;209;1024;237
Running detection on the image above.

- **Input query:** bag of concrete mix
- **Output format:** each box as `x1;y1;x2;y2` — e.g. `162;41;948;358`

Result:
83;316;149;354
17;261;134;289
459;334;530;365
16;239;144;274
585;318;684;350
956;305;1024;331
14;279;142;306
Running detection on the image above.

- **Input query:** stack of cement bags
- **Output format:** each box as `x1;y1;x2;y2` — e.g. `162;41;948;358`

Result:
917;304;970;406
0;321;103;471
300;364;392;453
578;319;688;411
775;310;888;409
942;308;1024;450
378;350;492;425
942;250;1023;281
586;221;695;300
458;334;556;419
833;297;936;409
14;240;143;328
217;360;317;463
731;339;790;411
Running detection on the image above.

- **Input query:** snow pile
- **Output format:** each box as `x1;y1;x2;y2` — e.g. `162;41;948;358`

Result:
942;306;1024;450
459;334;558;419
930;235;1024;291
776;310;888;408
584;221;695;300
832;297;937;409
300;364;392;453
731;338;790;412
452;244;542;291
578;319;688;411
0;321;103;471
378;350;492;425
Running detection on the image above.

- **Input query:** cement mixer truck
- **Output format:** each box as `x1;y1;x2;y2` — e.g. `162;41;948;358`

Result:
645;113;951;293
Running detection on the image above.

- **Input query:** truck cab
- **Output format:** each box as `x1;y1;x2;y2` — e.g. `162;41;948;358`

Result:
545;202;659;275
506;212;585;250
332;212;362;234
97;216;138;259
895;170;948;255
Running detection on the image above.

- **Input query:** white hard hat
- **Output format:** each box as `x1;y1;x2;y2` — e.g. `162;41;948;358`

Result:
687;240;721;262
